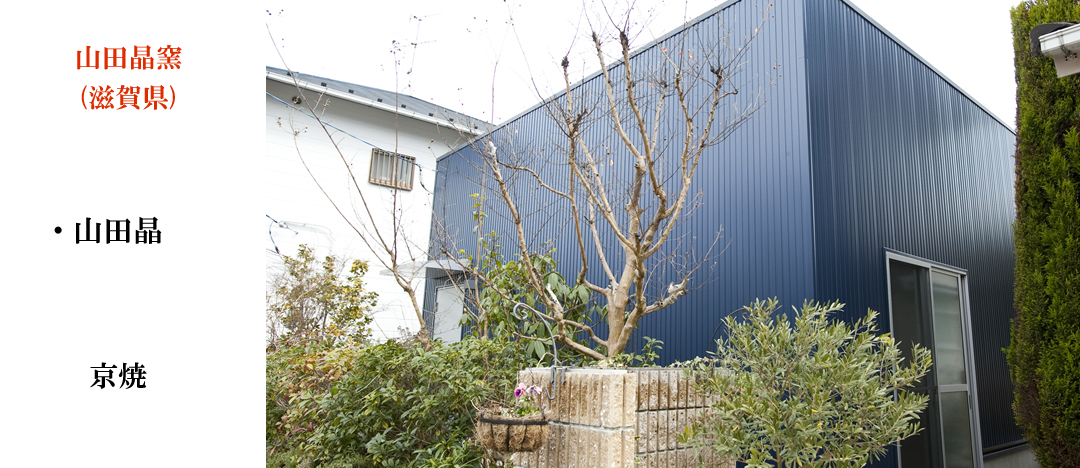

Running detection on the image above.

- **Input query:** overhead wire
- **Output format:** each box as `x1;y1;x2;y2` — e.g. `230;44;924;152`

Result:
265;214;286;255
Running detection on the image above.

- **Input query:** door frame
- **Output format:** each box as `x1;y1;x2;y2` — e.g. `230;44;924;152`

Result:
433;285;466;343
884;250;984;468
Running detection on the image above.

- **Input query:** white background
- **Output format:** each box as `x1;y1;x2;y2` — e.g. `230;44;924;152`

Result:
1;2;263;465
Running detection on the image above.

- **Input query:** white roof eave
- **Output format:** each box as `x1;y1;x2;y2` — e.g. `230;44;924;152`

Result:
266;71;485;136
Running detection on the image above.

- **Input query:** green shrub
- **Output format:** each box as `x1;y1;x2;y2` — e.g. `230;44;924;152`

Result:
681;299;932;468
464;231;598;366
266;338;370;456
267;244;378;347
266;448;302;468
268;337;529;467
463;198;664;367
1009;2;1080;466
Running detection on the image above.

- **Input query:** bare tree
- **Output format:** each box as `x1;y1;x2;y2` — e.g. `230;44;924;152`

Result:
437;3;776;359
266;34;482;351
264;2;774;358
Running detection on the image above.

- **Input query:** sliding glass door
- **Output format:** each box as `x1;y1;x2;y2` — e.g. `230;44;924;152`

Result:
886;253;982;468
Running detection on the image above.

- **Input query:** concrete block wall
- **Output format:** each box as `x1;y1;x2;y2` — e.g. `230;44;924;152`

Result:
512;368;730;468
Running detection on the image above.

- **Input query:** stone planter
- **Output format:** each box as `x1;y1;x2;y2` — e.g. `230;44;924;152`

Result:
511;367;731;468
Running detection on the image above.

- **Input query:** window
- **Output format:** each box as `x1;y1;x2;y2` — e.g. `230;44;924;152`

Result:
886;252;983;468
368;148;415;190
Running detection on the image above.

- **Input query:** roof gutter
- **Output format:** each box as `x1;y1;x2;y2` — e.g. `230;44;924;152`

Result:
266;71;485;136
1032;22;1080;78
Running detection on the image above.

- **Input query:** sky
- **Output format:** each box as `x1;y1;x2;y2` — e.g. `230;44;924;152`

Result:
264;0;1023;128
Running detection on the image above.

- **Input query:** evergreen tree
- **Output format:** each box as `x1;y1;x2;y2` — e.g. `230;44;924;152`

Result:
1008;2;1080;466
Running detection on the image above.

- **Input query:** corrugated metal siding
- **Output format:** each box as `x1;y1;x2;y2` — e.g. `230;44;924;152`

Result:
803;0;1020;455
428;0;815;366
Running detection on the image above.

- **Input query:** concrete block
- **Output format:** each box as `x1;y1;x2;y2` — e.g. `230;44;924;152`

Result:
542;385;555;423
642;452;655;468
590;374;602;426
538;426;553;468
660;408;678;449
622;428;637;467
665;372;677;410
557;372;570;423
649;410;662;453
558;424;570;468
661;371;674;410
623;373;637;428
581;373;592;424
585;428;597;468
639;410;648;453
685;448;700;467
516;446;538;468
571;374;582;425
675;373;688;409
601;372;624;427
595;428;612;468
570;427;582;468
587;428;601;467
573;426;586;468
675;409;685;449
511;368;733;468
635;372;646;411
684;373;703;408
585;374;598;426
644;372;658;410
564;373;574;424
567;425;578;468
632;411;642;454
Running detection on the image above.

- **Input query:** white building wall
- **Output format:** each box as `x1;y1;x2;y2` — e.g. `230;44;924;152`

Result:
265;77;475;341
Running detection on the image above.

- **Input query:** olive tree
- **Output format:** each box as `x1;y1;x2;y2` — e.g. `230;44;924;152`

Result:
681;299;932;468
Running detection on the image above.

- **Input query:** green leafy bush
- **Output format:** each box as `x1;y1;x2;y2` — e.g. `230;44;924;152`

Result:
463;196;663;367
266;339;370;456
267;244;386;465
268;337;529;467
463;233;598;365
1009;2;1080;466
470;246;665;368
267;245;378;347
681;299;932;468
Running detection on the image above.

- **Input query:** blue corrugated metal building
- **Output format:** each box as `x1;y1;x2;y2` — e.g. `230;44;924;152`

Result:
425;0;1022;466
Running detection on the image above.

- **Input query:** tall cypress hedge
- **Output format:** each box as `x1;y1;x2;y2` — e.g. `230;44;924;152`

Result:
1008;1;1080;466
